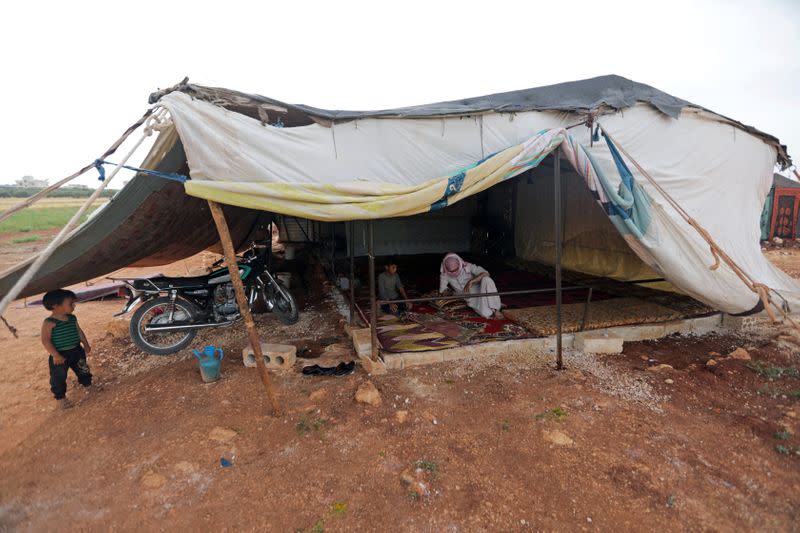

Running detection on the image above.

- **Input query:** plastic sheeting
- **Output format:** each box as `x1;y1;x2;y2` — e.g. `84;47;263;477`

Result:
159;91;800;314
0;130;271;299
166;76;789;167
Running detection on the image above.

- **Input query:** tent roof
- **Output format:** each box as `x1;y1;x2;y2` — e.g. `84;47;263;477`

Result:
0;75;792;301
151;74;790;167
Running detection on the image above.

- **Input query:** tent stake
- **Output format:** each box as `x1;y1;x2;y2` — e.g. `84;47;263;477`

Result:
554;147;564;370
208;201;281;416
368;220;379;360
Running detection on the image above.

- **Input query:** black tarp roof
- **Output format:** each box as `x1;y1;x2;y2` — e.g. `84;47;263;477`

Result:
151;74;789;167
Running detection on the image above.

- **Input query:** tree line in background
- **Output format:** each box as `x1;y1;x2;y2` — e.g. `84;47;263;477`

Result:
0;186;119;198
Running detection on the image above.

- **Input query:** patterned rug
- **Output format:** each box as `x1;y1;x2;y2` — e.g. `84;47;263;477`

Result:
377;306;530;353
503;297;684;336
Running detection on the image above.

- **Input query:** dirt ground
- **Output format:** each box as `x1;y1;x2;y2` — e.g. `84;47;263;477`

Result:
0;228;59;272
0;247;799;531
763;243;800;278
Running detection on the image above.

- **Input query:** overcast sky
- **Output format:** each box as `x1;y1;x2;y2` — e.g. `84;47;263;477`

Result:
1;0;797;186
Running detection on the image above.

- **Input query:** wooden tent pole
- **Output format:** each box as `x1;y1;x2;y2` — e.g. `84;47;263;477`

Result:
368;220;379;361
208;201;281;416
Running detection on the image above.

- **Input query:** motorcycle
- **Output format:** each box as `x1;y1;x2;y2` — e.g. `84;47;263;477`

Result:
113;241;298;355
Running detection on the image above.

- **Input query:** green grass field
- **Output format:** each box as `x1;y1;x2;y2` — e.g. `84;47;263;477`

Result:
0;205;103;234
12;235;40;244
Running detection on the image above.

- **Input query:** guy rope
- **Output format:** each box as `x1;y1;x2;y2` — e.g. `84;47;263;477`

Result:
0;108;172;322
597;122;799;336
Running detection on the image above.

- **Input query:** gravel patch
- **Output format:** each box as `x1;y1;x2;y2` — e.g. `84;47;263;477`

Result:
443;347;667;411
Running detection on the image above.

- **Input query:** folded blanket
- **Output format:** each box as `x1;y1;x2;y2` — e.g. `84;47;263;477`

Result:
420;291;469;313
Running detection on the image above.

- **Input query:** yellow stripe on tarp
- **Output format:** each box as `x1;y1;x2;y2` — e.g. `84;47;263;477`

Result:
183;138;533;221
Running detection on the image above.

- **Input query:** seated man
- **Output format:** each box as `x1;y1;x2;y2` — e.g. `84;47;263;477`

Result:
439;253;503;319
378;257;410;315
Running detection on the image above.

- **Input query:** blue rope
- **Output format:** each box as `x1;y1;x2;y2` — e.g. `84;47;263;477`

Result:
94;160;188;183
592;124;601;143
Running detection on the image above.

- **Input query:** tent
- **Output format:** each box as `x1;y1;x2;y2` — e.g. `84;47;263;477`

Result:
761;174;800;241
1;75;798;319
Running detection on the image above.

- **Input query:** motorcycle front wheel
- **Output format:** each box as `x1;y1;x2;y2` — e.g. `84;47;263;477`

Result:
264;280;299;325
130;296;198;355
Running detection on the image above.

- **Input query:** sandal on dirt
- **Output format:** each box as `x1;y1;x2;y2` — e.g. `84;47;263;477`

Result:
333;361;356;376
302;361;356;377
301;365;325;376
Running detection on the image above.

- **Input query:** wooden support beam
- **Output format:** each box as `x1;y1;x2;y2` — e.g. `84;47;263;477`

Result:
208;201;281;416
368;221;379;361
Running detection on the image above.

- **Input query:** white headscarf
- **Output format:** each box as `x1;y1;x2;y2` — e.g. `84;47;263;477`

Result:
441;253;467;279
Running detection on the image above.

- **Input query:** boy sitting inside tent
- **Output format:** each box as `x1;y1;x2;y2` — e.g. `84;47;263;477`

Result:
378;257;411;316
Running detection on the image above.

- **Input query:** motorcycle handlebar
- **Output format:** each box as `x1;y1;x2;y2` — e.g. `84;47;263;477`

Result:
211;241;268;267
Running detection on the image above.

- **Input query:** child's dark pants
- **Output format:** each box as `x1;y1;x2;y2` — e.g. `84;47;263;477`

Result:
49;346;92;399
380;302;408;315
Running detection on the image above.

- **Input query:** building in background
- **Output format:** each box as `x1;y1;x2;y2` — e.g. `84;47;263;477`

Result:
761;174;800;241
14;175;48;188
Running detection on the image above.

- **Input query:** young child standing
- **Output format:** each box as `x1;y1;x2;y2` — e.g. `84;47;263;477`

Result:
41;289;92;408
378;257;411;315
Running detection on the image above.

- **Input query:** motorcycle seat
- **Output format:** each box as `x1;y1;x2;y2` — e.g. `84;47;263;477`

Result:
132;275;210;290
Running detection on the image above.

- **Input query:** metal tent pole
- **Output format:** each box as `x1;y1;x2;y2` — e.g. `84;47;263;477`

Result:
267;214;273;273
554;147;564;370
348;221;355;326
368;220;379;360
330;222;336;274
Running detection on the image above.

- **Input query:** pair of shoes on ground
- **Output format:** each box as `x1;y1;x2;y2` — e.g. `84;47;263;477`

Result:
302;361;356;377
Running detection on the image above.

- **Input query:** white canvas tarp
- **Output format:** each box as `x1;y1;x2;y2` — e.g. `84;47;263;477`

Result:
159;90;800;315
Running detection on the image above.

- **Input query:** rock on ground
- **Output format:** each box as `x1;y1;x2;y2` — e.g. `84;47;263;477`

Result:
140;471;166;489
355;381;382;407
727;347;751;360
646;364;674;373
209;427;238;442
543;429;574;446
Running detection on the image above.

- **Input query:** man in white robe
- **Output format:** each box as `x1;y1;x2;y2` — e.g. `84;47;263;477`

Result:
439;253;503;319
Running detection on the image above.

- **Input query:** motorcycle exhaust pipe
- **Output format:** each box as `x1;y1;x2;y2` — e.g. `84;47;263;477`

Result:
144;320;238;332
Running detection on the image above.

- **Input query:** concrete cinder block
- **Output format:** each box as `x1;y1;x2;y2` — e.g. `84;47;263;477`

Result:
689;314;724;334
382;354;404;370
722;313;762;332
541;334;575;350
351;328;374;359
574;331;624;354
442;345;480;362
402;351;445;368
662;319;690;336
242;343;296;370
607;324;666;342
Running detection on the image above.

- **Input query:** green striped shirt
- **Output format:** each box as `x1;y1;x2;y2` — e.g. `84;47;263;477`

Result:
47;315;81;351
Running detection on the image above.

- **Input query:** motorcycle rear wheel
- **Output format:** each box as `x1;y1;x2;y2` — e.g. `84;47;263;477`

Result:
130;297;198;355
